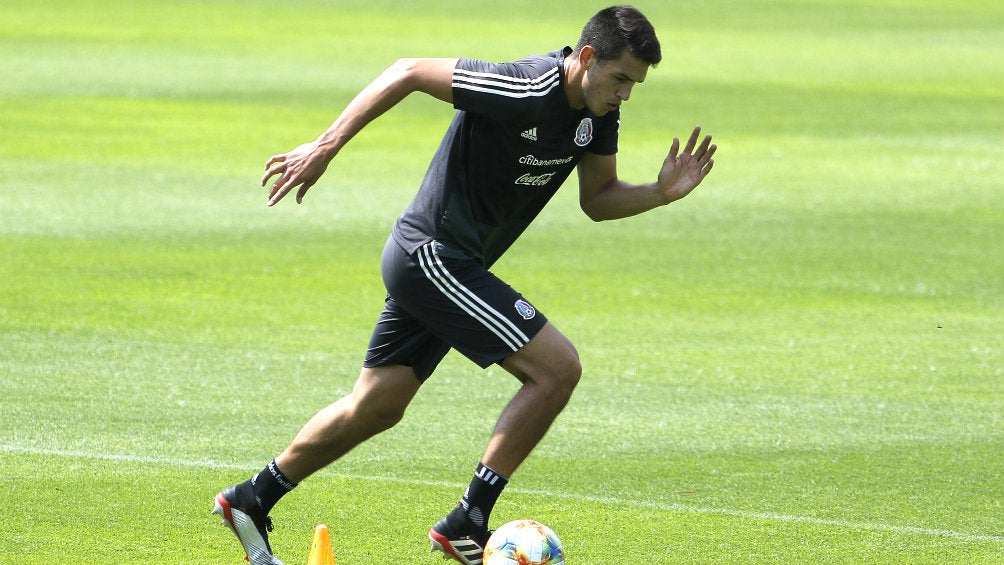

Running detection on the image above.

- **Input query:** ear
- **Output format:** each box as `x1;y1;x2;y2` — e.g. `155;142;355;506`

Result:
579;45;596;69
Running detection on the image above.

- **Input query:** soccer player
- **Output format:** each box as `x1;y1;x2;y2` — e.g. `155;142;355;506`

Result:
212;6;716;565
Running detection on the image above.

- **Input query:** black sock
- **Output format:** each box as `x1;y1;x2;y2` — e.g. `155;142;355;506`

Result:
249;460;297;515
458;462;508;528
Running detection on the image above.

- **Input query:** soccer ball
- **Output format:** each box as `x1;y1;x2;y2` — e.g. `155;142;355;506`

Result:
482;519;565;565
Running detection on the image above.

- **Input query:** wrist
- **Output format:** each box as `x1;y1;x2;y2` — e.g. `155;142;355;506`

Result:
313;136;343;163
652;181;674;206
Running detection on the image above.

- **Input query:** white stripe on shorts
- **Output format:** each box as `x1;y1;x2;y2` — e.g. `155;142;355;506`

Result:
417;243;529;352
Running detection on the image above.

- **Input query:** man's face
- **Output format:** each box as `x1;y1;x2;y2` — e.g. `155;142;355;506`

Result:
581;49;650;116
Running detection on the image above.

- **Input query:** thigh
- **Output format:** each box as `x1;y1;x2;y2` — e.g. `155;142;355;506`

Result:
380;238;549;370
352;364;423;415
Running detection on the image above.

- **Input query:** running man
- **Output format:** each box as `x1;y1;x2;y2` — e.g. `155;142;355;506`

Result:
212;6;716;565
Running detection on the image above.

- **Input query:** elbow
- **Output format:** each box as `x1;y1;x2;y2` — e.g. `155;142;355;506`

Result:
580;202;612;222
389;58;420;83
387;58;434;91
578;176;620;222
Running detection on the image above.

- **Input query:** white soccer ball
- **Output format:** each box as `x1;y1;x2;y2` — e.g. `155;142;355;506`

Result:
483;519;565;565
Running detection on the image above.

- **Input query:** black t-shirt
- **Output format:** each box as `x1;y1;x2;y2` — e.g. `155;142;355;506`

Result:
392;47;619;267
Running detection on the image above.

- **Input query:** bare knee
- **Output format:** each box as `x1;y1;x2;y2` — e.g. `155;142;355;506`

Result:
511;348;582;402
546;352;581;396
351;395;408;433
348;365;420;434
503;323;582;397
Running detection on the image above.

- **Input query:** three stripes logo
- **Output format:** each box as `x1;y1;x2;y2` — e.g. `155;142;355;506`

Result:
417;243;531;353
476;465;503;486
521;127;538;142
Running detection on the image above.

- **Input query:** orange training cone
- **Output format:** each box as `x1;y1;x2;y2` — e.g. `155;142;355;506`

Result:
307;524;335;565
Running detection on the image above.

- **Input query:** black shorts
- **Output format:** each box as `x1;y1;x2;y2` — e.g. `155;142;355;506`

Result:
363;238;548;381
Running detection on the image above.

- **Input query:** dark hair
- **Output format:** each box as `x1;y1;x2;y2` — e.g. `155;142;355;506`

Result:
576;5;661;66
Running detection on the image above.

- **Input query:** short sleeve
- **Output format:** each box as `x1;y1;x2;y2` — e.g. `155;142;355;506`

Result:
452;57;562;122
588;111;619;155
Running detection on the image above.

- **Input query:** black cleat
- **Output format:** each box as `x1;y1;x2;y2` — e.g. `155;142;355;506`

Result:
429;508;490;565
211;483;285;565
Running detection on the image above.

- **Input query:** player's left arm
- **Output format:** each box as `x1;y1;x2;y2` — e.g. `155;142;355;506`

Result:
578;126;716;221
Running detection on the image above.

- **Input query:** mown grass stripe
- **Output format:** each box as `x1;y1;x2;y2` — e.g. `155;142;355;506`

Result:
6;443;1000;544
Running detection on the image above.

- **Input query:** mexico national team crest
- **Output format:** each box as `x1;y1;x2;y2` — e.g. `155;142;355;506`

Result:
514;299;536;320
574;117;594;147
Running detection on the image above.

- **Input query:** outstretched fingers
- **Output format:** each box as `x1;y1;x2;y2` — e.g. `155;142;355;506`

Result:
683;125;702;154
699;141;717;167
667;135;681;161
686;127;716;178
675;126;715;165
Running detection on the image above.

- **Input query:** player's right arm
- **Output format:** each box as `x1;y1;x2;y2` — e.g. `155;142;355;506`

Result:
261;57;458;206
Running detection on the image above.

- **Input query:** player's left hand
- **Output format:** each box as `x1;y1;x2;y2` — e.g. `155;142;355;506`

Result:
657;126;716;203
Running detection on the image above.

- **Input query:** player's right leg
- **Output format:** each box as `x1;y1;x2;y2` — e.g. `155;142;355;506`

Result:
212;483;284;565
273;364;422;481
212;365;422;565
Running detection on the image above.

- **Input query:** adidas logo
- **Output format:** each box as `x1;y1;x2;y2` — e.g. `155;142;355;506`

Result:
521;127;538;142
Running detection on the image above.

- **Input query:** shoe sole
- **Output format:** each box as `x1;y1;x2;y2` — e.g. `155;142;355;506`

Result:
429;528;483;565
212;492;285;565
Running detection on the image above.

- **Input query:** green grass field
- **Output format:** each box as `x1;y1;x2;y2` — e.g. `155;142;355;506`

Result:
2;0;1002;563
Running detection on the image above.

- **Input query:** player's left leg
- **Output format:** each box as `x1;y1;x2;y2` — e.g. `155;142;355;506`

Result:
430;322;581;565
487;321;581;476
376;239;575;565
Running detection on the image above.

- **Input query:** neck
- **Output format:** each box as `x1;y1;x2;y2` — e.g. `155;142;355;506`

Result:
563;52;586;110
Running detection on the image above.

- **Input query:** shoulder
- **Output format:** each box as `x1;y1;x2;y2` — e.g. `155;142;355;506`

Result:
453;50;563;100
